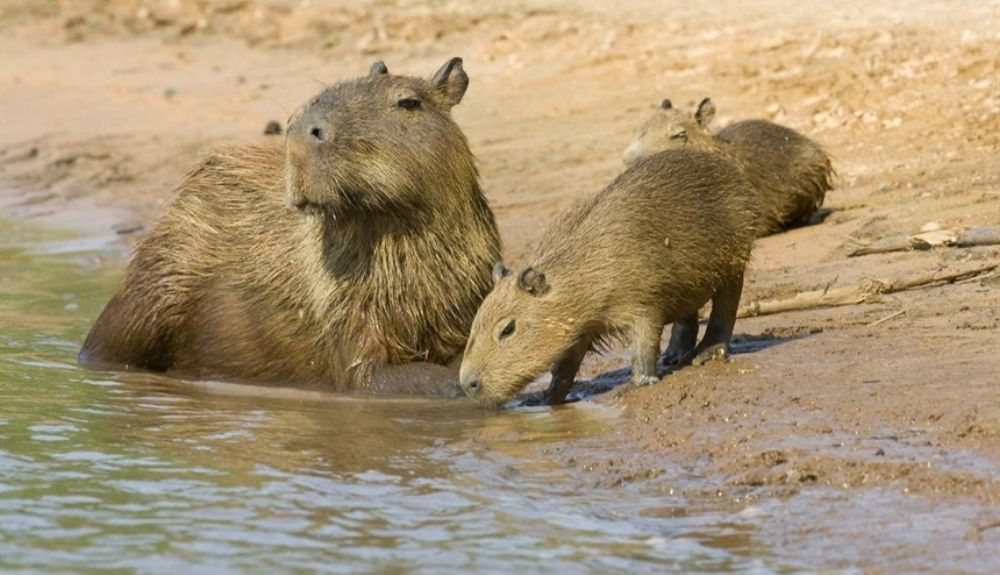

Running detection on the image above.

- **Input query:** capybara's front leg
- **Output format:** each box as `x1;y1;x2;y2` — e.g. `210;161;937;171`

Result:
546;338;591;404
631;319;664;387
692;271;744;365
661;312;699;366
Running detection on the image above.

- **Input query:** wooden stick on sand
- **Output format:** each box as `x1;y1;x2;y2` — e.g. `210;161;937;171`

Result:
737;263;997;319
849;226;1000;257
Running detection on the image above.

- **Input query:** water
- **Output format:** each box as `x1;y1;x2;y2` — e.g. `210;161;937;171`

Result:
1;220;994;574
0;220;782;574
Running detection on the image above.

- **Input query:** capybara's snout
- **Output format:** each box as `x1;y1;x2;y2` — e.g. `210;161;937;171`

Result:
458;365;481;399
283;107;331;212
285;106;328;152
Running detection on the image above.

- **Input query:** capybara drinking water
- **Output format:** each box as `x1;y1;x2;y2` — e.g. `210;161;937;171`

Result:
79;58;501;394
623;98;834;235
458;148;758;407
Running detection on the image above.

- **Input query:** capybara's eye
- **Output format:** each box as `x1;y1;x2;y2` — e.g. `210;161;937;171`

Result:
498;319;516;341
397;98;422;111
670;130;686;140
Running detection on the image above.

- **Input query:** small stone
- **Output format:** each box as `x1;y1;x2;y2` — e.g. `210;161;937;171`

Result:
882;116;903;129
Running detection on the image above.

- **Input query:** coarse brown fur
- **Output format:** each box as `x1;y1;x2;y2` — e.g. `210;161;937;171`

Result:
459;148;758;407
623;98;835;235
79;58;501;393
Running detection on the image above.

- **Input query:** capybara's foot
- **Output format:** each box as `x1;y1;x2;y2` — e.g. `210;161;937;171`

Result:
541;388;570;406
692;343;728;366
614;373;661;398
631;373;661;387
661;314;698;367
660;345;693;366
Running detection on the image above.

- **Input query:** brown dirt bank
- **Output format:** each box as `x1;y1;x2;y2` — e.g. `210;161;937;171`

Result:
2;0;998;551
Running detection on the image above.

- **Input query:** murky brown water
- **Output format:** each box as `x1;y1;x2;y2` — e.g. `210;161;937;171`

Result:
2;220;995;574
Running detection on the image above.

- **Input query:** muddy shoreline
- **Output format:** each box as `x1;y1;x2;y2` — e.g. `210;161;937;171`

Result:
2;1;998;570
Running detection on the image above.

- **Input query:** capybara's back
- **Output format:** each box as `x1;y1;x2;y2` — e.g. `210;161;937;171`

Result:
80;58;501;392
538;148;757;292
623;98;834;235
80;143;337;382
718;119;834;233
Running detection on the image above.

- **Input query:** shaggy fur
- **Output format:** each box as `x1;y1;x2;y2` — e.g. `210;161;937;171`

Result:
623;98;835;235
80;58;501;391
459;149;758;407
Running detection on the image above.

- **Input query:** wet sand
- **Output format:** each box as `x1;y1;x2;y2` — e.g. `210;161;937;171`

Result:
2;1;998;570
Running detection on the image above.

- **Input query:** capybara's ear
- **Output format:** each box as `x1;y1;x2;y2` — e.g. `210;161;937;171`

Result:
369;61;389;76
430;57;469;107
695;97;715;128
516;267;550;296
492;262;511;285
659;99;673;110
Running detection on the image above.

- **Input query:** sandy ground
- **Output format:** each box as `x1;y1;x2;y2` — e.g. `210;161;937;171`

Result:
2;0;998;549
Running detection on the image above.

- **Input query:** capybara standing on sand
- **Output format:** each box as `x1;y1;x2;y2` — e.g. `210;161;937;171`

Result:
623;98;834;235
459;148;758;407
80;58;501;394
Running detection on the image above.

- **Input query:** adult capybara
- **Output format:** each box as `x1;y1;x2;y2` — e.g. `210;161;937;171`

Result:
458;148;758;407
623;98;835;235
79;58;501;394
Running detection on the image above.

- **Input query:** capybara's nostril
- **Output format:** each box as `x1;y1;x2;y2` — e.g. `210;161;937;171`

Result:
461;376;481;396
309;126;325;142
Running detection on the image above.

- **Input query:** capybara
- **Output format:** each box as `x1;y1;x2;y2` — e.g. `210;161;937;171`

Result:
79;58;501;394
623;98;834;235
459;148;758;407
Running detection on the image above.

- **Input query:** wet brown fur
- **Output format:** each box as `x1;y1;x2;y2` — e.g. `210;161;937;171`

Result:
459;148;758;407
624;99;835;235
80;59;501;391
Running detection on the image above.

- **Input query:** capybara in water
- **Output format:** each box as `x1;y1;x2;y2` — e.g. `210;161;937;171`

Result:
79;58;501;394
458;148;758;407
623;98;834;235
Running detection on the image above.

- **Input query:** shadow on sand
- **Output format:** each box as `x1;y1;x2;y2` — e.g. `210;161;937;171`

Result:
513;329;816;407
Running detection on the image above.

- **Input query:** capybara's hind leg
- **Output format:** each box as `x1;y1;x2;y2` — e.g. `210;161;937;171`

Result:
661;313;699;366
692;272;744;366
631;320;665;386
78;289;174;372
546;337;591;404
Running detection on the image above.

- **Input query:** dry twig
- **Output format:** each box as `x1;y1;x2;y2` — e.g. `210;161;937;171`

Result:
849;226;1000;257
866;309;906;327
737;263;997;319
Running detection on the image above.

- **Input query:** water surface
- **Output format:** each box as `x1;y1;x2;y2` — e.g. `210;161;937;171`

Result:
1;220;788;574
1;220;993;574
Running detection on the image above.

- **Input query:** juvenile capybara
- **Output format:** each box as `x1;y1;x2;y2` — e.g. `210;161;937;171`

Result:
458;148;758;407
623;98;835;235
80;58;501;394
